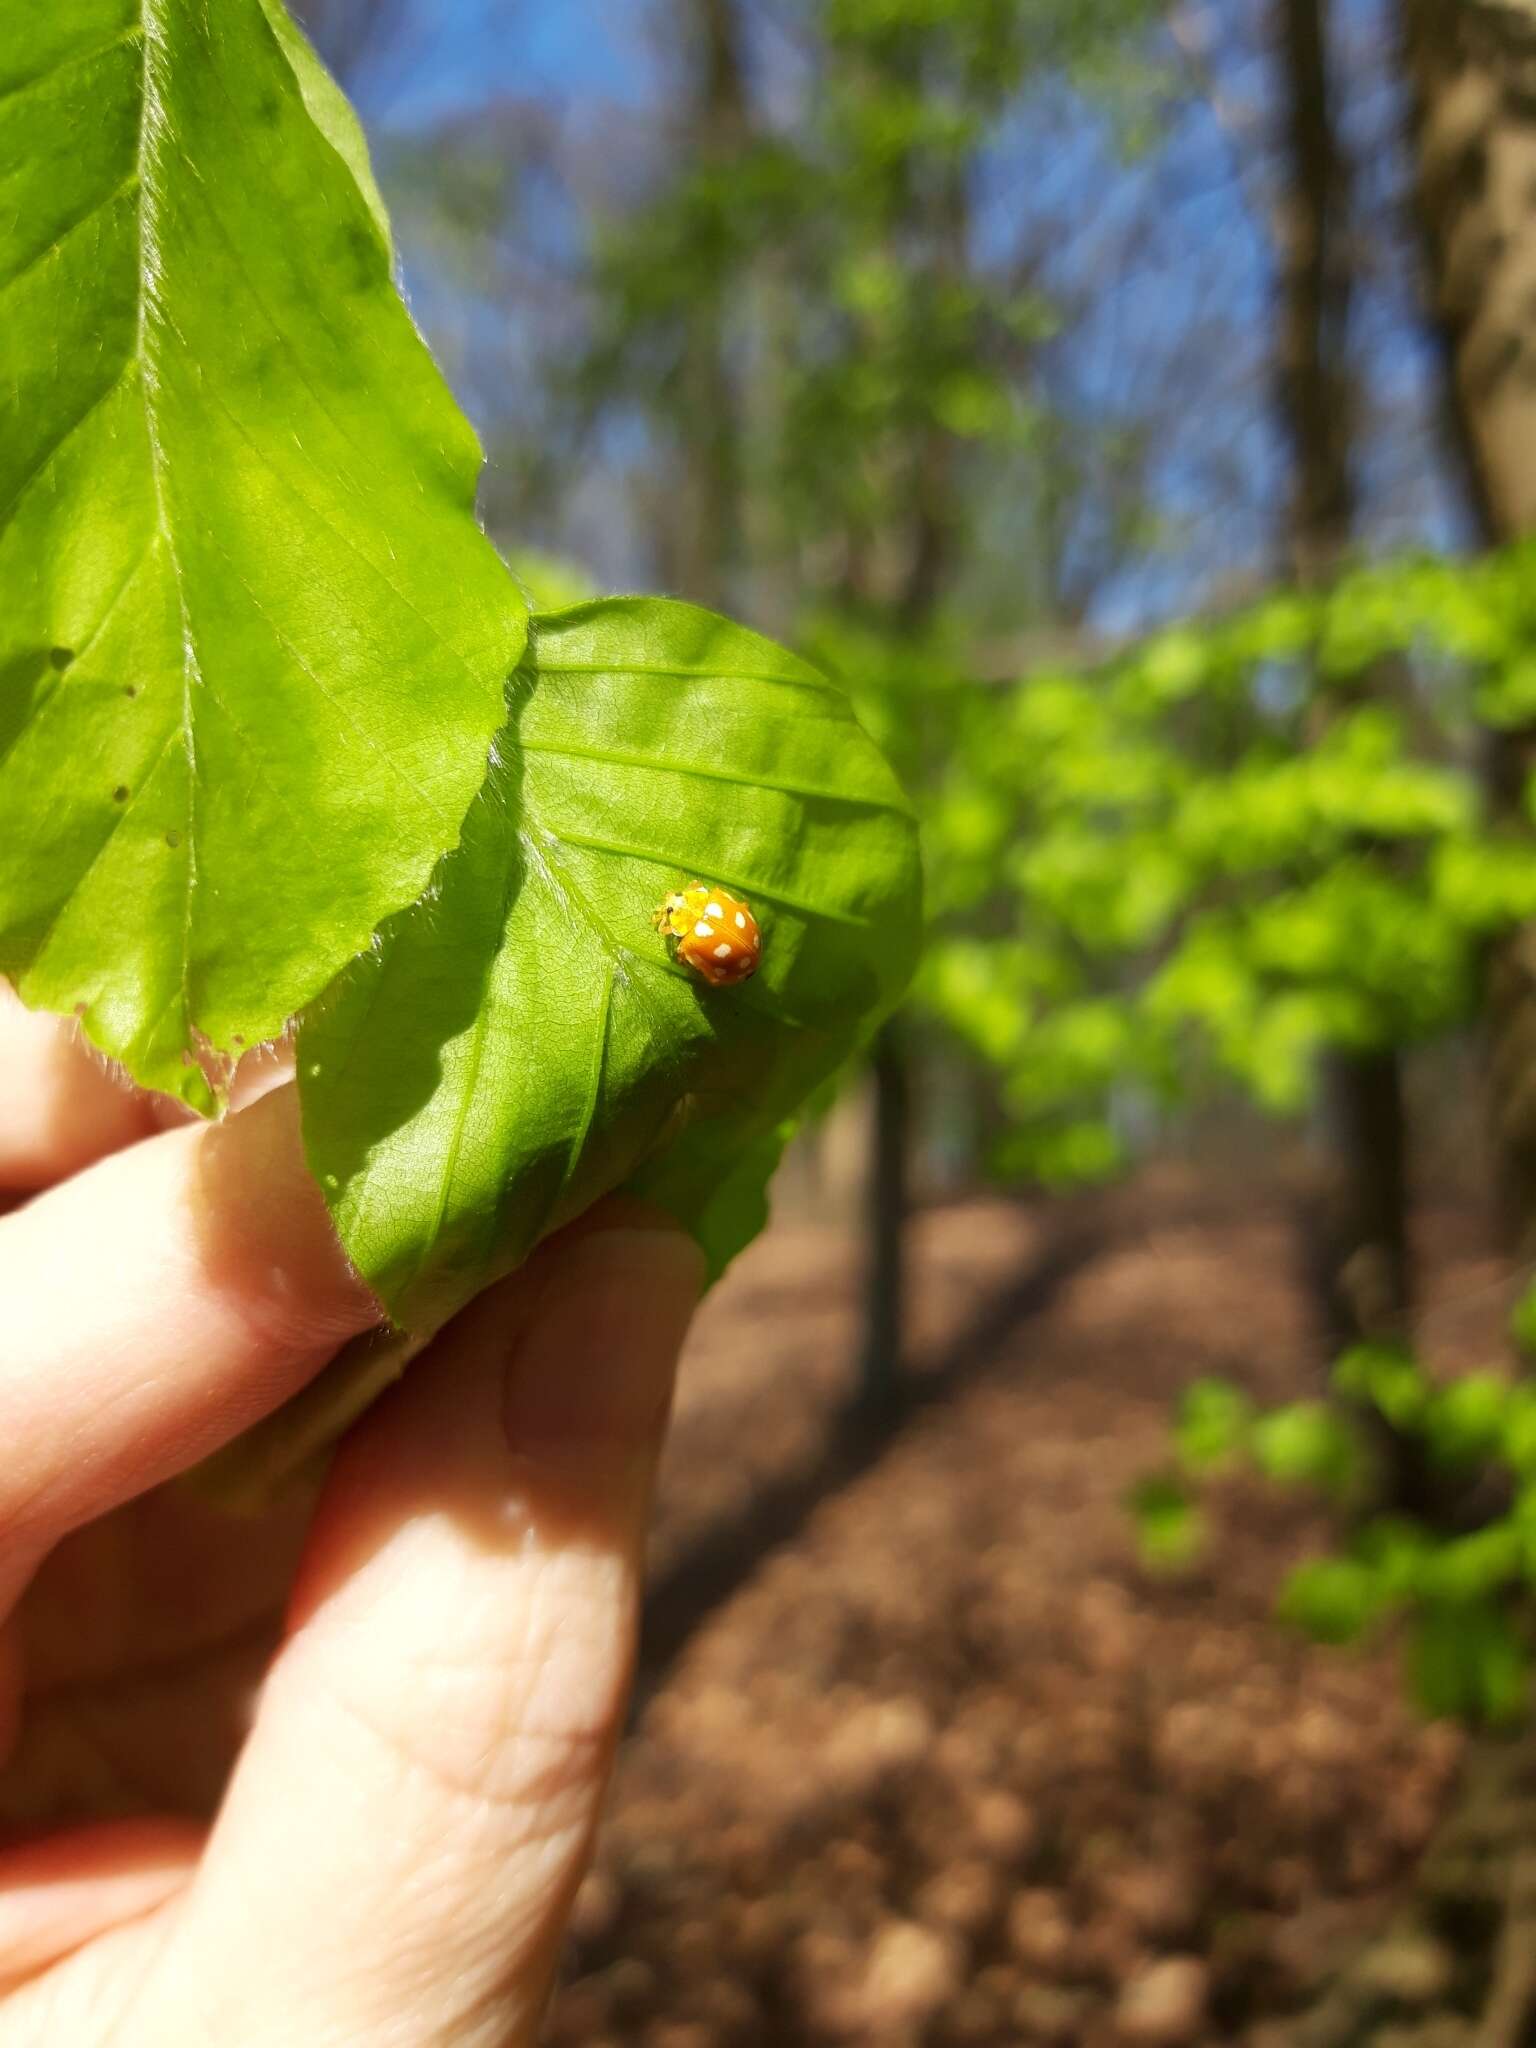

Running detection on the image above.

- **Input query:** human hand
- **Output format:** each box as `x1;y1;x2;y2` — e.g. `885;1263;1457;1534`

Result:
0;987;702;2045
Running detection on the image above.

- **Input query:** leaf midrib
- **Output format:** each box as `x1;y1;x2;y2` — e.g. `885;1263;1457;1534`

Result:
133;0;199;1044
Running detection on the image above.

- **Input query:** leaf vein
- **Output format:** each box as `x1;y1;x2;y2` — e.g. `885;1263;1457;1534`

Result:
136;0;199;1060
554;960;614;1208
518;827;679;1048
0;23;142;111
0;359;136;535
391;808;526;1305
160;83;388;490
187;373;473;693
71;532;160;670
25;721;181;971
519;734;913;814
538;656;842;702
0;175;140;302
0;535;160;779
209;540;452;829
536;829;873;927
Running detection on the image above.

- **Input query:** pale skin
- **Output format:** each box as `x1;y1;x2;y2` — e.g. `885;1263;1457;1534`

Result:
0;983;703;2046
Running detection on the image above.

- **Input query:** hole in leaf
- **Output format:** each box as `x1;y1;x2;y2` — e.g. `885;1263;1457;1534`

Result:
112;785;128;803
48;646;74;670
124;684;138;698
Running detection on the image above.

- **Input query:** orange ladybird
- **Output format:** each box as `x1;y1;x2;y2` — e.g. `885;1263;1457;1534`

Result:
654;880;762;986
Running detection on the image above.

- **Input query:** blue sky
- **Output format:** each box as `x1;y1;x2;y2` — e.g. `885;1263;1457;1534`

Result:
345;0;662;130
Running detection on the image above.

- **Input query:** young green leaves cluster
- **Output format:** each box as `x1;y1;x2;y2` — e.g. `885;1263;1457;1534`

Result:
920;547;1536;1182
1139;1345;1536;1727
0;3;923;1376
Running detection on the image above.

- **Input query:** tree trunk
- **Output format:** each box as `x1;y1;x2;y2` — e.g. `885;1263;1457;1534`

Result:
1315;1050;1413;1348
849;130;967;1423
857;1019;911;1424
1401;0;1536;1265
1276;0;1415;1349
670;0;746;611
1275;0;1353;580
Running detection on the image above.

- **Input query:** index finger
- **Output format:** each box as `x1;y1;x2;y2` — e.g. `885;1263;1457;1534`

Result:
0;1086;379;1605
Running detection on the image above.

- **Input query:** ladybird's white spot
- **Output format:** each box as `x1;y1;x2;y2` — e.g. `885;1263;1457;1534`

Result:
695;920;714;939
735;910;747;928
706;902;724;919
714;942;732;959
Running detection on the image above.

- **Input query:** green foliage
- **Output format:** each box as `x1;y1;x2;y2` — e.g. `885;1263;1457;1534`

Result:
1251;1402;1359;1496
1160;1348;1536;1726
0;7;923;1410
1173;1378;1256;1472
1423;1373;1511;1468
0;0;524;1108
1411;1603;1528;1726
1510;1279;1536;1361
1127;1473;1205;1571
1276;1558;1387;1646
912;542;1536;1180
300;598;920;1329
1332;1343;1427;1429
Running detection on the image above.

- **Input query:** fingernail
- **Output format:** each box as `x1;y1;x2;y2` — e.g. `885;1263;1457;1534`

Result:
501;1225;705;1452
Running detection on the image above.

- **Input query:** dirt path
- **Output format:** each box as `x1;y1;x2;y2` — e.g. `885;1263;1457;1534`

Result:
545;1181;1495;2047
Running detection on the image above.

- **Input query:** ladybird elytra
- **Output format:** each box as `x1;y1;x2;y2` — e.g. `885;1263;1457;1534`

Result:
654;880;762;985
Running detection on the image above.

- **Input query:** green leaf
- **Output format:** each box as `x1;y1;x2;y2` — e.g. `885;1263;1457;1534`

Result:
1353;1516;1434;1600
1332;1343;1428;1429
1418;1523;1522;1606
1128;1474;1205;1572
1425;1373;1510;1469
1410;1601;1528;1726
1277;1557;1387;1645
1510;1281;1536;1363
633;1116;798;1280
1508;1393;1536;1483
299;597;922;1330
1174;1377;1255;1473
1252;1401;1358;1495
256;0;391;246
0;0;523;1105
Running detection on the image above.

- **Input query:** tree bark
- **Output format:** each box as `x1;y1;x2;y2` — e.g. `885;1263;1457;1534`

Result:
851;139;966;1424
669;0;747;611
1275;0;1415;1349
1315;1050;1413;1347
1275;0;1353;579
1401;0;1536;1265
857;1019;911;1425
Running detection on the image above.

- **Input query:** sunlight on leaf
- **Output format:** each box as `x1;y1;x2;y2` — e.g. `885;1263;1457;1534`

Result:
0;0;523;1104
299;597;923;1331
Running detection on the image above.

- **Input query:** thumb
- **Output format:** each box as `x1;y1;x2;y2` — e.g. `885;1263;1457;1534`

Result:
133;1205;703;2048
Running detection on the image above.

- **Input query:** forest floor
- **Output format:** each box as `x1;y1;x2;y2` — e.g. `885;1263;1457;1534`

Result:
544;1171;1523;2048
